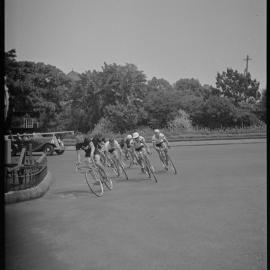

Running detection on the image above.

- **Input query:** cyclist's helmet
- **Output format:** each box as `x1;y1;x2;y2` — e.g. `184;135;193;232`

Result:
154;129;160;135
132;132;139;139
127;134;132;140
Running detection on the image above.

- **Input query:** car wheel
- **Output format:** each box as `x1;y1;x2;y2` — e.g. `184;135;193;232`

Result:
55;150;65;155
43;144;54;155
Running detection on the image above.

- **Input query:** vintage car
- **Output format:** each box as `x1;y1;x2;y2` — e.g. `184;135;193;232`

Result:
10;133;65;156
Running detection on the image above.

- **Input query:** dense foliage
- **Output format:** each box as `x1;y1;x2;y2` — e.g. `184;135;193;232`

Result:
5;49;266;134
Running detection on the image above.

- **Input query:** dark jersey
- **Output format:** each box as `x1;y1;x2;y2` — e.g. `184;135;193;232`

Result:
92;137;102;150
125;138;132;148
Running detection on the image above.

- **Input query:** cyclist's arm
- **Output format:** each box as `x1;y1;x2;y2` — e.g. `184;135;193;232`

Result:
90;142;95;159
163;136;170;148
142;138;150;153
115;141;124;158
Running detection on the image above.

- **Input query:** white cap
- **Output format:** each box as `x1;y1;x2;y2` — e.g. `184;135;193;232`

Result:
132;132;139;139
154;129;160;133
127;134;132;139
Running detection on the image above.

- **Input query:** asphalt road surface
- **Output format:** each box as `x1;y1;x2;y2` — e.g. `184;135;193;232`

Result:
5;142;267;270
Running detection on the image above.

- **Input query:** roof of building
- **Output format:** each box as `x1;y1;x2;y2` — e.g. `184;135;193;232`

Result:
66;70;81;81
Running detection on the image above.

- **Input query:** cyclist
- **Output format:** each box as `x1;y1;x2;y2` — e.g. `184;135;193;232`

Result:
81;135;108;178
81;136;94;164
104;137;124;167
131;132;151;173
152;129;170;170
124;134;138;165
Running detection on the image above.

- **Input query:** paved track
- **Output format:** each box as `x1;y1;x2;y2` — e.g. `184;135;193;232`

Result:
5;142;267;270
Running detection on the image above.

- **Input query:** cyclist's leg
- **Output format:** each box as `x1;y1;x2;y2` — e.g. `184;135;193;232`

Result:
155;145;163;162
111;150;121;174
139;148;148;172
133;149;140;164
161;142;169;166
134;149;143;170
94;153;107;178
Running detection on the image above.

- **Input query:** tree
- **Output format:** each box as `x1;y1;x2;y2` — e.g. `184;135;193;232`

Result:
105;102;141;133
5;50;72;131
216;68;260;105
143;90;181;128
174;78;203;96
147;77;173;92
189;96;238;128
69;62;148;131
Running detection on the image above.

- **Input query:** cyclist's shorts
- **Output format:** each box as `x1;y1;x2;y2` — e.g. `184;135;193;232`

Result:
76;142;83;150
135;145;144;152
155;142;164;148
108;148;116;154
85;149;91;157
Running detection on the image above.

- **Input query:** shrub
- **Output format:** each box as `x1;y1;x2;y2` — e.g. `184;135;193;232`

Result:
89;117;114;137
234;109;262;127
167;109;193;131
190;96;237;129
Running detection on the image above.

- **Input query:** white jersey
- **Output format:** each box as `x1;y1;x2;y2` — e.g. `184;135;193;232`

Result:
131;136;146;150
152;133;166;145
104;140;121;152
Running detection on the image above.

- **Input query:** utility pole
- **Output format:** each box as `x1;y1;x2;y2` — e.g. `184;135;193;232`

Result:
243;55;251;76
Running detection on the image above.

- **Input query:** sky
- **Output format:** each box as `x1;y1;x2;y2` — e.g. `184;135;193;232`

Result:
5;0;266;88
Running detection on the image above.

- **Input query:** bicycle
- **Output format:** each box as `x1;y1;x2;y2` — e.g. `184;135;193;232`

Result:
76;158;113;197
157;147;177;174
137;148;158;183
125;148;139;168
106;153;129;180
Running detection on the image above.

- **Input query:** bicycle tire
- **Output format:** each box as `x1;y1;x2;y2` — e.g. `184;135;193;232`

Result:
168;155;177;174
159;150;167;167
143;155;158;183
118;161;129;180
107;156;119;176
98;167;113;190
126;150;137;168
85;168;104;197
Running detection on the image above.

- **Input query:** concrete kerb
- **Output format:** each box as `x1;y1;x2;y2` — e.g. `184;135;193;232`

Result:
5;171;54;204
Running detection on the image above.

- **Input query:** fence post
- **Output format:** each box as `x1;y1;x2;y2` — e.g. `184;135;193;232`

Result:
28;143;33;165
18;148;26;166
5;138;11;164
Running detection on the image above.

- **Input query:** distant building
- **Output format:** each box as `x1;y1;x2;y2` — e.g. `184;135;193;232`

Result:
10;111;40;134
67;70;81;81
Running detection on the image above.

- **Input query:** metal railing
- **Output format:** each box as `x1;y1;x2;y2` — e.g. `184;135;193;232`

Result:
4;154;48;193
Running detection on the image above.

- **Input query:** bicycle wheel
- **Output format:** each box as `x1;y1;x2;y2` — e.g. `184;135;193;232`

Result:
126;150;136;168
107;156;119;176
143;155;158;183
167;155;177;174
159;150;168;169
98;167;113;190
85;168;104;197
118;161;129;180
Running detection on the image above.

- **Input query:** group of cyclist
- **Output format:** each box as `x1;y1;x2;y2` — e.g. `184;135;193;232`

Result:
75;129;171;176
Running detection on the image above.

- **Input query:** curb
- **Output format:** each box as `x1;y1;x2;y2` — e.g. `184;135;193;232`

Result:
5;171;54;204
